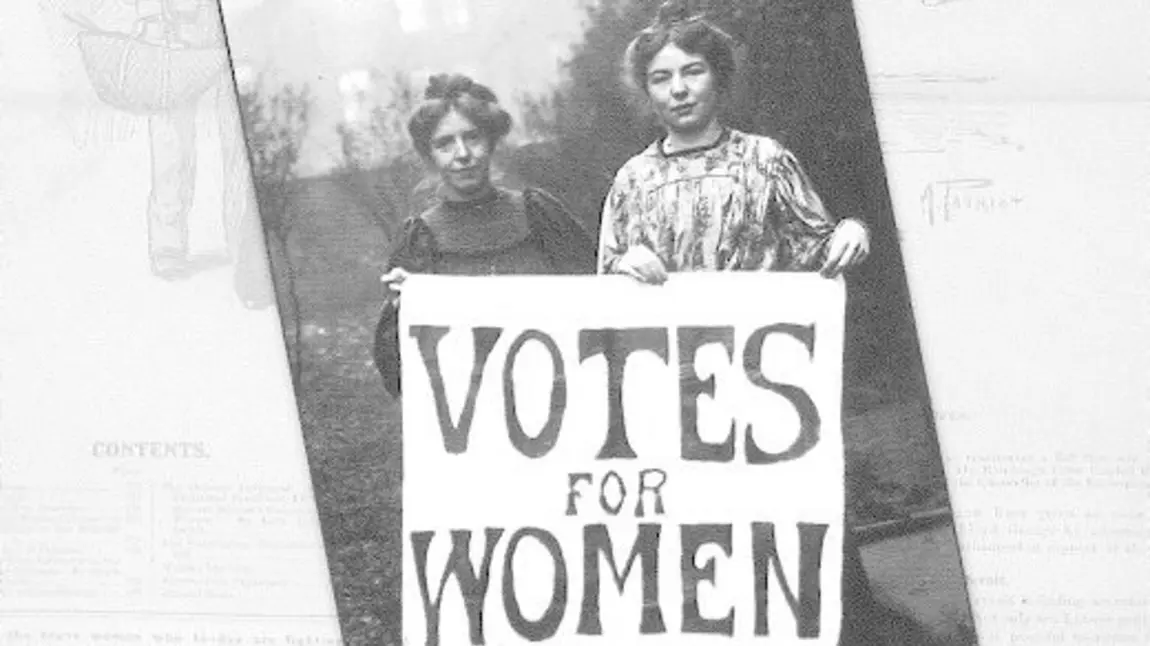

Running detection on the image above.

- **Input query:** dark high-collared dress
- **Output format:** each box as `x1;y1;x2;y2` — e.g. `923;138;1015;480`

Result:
373;185;596;397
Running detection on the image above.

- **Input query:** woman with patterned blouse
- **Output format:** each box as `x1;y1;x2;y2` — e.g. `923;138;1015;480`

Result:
598;5;870;282
599;3;910;646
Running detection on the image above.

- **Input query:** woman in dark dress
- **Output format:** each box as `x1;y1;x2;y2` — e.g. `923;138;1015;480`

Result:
373;73;596;396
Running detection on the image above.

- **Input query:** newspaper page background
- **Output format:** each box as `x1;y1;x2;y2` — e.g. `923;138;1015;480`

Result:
0;1;342;643
854;2;1150;644
0;2;1145;646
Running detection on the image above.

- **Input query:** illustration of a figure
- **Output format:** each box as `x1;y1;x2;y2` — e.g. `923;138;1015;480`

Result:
44;0;272;307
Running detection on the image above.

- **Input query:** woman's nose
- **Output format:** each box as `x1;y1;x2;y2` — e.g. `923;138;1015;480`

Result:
670;75;688;97
451;138;473;161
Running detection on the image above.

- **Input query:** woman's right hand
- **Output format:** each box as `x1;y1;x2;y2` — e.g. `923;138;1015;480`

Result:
380;267;410;304
614;245;668;285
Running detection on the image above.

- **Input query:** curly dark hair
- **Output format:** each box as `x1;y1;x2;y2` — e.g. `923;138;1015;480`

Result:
407;73;513;158
622;0;738;96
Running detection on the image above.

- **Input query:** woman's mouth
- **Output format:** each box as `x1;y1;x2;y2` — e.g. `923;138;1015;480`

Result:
671;103;695;117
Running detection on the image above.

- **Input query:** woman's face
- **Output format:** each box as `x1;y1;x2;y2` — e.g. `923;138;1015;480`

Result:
427;108;493;200
645;43;720;136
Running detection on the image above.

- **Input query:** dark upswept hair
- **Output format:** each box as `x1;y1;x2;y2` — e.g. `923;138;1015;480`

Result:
406;74;513;158
622;0;738;96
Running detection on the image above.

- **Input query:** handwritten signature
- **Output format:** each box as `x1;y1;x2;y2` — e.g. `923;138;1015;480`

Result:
921;178;1024;226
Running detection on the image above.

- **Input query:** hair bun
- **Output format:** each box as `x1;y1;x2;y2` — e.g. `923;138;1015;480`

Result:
424;73;497;103
654;0;696;27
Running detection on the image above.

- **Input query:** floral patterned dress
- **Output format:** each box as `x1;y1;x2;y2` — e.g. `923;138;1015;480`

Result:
598;130;904;645
597;128;840;274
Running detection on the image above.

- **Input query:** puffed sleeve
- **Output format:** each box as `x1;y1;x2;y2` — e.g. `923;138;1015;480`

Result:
758;147;839;271
384;215;439;274
596;170;632;275
373;217;437;398
523;187;597;275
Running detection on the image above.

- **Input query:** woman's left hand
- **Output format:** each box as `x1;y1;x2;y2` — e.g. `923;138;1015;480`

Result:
820;219;870;278
380;267;410;305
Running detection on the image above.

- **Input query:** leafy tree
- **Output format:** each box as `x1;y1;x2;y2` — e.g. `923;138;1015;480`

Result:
333;70;437;246
505;0;929;409
507;0;660;226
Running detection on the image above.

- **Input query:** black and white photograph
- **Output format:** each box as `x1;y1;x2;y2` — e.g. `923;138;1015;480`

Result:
222;1;977;644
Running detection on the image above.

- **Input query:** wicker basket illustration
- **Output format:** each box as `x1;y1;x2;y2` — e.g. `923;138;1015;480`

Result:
76;30;227;114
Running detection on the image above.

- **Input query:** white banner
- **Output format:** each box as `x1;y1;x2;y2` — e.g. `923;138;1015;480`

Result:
400;273;846;645
402;273;846;639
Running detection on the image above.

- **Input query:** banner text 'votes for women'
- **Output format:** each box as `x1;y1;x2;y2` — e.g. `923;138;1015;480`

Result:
400;274;846;645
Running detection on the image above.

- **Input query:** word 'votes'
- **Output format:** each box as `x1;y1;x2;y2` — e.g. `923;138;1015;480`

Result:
408;324;823;464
